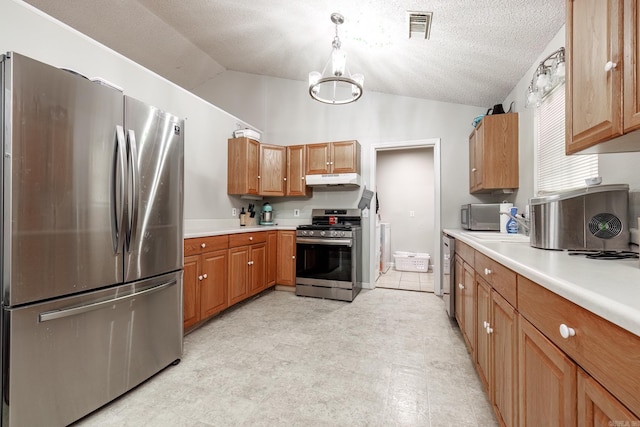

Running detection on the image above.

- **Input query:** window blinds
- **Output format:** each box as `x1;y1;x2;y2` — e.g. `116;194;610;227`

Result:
536;85;598;194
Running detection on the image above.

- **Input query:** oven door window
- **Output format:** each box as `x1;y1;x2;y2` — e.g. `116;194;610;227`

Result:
296;242;352;282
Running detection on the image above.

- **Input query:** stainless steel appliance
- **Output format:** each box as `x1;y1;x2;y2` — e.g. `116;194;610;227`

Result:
461;203;501;230
530;184;629;251
1;52;184;426
442;232;455;318
296;209;362;302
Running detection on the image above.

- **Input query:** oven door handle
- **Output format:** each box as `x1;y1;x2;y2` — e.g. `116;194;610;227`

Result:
296;237;352;247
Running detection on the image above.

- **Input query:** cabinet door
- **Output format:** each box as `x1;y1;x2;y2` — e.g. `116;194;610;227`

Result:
474;122;484;190
519;317;577;427
476;278;492;393
286;145;311;196
306;143;331;174
266;231;277;287
200;249;228;319
277;231;296;286
469;131;478;191
624;0;640;132
227;138;259;195
183;255;200;330
577;369;639;426
249;243;267;295
259;144;285;196
462;262;476;358
228;246;249;305
493;291;518;427
331;140;359;173
567;0;623;153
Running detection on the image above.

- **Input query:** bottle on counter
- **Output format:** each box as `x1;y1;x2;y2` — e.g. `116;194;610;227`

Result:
240;207;246;226
506;207;518;234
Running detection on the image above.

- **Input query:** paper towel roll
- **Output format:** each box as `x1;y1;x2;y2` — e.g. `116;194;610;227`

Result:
500;203;513;233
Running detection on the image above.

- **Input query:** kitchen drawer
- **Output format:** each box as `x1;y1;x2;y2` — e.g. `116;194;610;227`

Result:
518;275;640;417
474;252;517;307
229;232;267;248
456;240;475;267
184;235;229;256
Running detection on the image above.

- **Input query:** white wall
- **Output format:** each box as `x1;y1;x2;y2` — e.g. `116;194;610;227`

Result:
502;24;640;215
0;0;256;222
376;148;435;262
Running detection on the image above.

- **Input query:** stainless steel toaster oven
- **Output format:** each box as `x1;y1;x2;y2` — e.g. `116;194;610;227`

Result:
529;184;629;251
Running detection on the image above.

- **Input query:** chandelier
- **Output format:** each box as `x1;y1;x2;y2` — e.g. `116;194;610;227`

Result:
525;47;565;108
308;13;364;105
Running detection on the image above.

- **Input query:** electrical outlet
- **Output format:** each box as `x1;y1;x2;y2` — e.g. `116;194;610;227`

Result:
294;209;300;217
410;210;415;217
232;208;237;217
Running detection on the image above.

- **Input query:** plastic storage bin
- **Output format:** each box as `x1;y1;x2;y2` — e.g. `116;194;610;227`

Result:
393;251;430;272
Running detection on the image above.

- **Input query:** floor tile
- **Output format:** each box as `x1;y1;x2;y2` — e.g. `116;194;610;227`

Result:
73;288;496;427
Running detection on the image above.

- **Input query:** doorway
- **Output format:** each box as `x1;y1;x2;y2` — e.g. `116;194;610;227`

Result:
368;139;441;295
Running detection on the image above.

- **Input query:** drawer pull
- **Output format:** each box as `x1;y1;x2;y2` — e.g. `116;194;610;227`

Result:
458;283;464;290
484;268;492;275
249;236;253;241
201;243;206;248
559;324;575;339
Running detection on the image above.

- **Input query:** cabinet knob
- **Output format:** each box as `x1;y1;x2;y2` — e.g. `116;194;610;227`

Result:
471;168;477;172
301;176;305;180
198;275;203;281
483;321;489;328
604;61;617;72
326;162;330;165
284;177;287;181
458;283;464;290
257;175;261;179
486;326;493;334
292;255;296;259
249;236;253;241
484;268;492;275
202;273;207;279
201;243;206;248
559;323;576;339
330;162;334;165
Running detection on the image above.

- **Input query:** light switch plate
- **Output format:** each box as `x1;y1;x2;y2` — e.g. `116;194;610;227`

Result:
294;209;300;217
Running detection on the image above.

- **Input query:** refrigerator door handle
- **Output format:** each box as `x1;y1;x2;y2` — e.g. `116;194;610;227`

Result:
38;280;177;323
113;125;127;254
126;129;140;252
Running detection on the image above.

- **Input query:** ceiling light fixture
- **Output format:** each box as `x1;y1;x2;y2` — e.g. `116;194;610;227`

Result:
525;47;565;108
309;13;364;105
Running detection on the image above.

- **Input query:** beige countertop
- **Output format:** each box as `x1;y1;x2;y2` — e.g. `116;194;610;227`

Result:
184;219;302;239
444;228;640;337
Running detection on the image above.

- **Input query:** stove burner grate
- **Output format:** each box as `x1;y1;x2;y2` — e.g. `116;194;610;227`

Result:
568;250;639;260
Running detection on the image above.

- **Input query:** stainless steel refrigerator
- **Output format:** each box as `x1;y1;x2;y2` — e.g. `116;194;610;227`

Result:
0;52;184;426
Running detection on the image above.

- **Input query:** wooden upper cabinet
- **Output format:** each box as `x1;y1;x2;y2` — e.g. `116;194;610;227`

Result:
468;113;518;193
566;0;640;153
305;140;360;175
259;144;285;196
228;137;259;195
286;145;311;197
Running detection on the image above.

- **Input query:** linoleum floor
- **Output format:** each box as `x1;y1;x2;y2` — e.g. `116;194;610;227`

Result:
74;288;497;426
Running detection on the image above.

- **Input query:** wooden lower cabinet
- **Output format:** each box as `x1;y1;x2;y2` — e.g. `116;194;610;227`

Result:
454;256;464;327
462;261;476;358
228;243;267;305
519;316;577;427
276;230;296;286
249;243;266;296
266;231;277;287
578;368;639;426
476;278;518;427
183;236;229;331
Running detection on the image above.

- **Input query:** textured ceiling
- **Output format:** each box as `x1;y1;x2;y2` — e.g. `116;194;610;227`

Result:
24;0;565;107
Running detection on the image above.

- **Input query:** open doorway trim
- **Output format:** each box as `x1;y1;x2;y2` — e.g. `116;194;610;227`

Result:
368;138;442;295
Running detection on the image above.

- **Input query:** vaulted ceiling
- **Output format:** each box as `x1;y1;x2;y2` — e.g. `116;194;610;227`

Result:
24;0;565;107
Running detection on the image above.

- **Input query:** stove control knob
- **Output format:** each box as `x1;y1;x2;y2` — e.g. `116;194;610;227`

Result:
309;231;314;236
320;231;326;236
341;231;346;237
301;230;307;236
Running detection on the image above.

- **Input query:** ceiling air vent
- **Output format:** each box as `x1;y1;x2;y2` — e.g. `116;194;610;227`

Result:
408;12;433;40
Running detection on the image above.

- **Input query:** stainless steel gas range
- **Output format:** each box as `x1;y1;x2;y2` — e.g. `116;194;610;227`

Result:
295;209;362;302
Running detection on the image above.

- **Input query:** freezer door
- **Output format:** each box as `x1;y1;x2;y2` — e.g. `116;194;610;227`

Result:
2;53;125;306
2;271;182;427
124;96;184;283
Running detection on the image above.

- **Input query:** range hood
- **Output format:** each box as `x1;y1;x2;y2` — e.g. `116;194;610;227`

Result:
305;173;362;189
